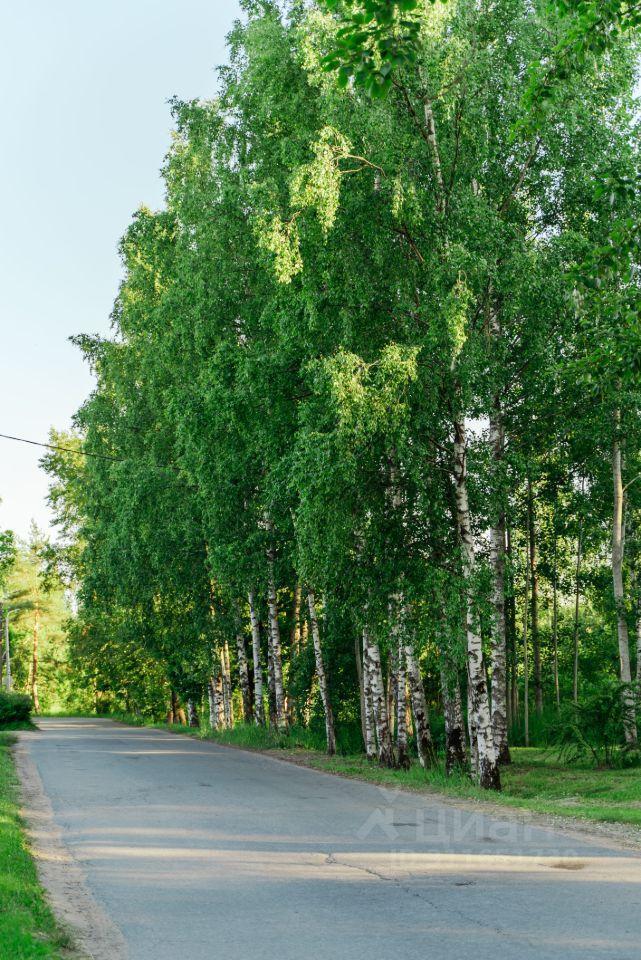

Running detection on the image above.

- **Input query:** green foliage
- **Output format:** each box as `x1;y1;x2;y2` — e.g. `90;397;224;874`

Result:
37;0;641;780
0;692;32;726
320;0;427;96
549;682;640;768
522;0;641;128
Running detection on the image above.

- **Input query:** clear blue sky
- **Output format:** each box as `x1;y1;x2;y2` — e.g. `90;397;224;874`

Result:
0;0;241;540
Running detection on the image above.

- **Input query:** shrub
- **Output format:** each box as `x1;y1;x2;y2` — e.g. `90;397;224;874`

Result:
548;681;639;768
0;691;33;725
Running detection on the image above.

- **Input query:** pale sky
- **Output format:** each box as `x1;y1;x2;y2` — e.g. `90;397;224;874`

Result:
0;0;241;540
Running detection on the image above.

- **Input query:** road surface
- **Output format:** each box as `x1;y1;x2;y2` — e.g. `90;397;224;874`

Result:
16;718;641;960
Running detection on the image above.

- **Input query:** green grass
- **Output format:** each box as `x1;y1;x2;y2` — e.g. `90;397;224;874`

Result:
307;747;641;827
56;712;641;830
0;732;75;960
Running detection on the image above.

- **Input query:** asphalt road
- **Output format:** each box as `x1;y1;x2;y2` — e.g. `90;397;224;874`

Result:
18;718;641;960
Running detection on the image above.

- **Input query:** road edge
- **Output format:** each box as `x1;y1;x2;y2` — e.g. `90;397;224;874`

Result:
12;731;129;960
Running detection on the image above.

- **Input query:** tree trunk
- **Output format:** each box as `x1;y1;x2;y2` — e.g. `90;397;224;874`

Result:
363;626;393;766
552;533;560;711
235;627;252;723
452;417;500;789
207;679;217;729
439;660;466;774
573;509;583;703
406;642;436;767
355;632;368;748
266;541;286;729
187;700;199;727
612;415;637;745
266;639;277;727
31;607;41;714
523;546;530;748
214;673;225;728
307;592;336;756
222;639;233;728
506;525;518;725
361;629;376;760
394;639;410;769
636;599;641;687
527;479;543;715
489;508;509;763
488;318;510;762
290;583;302;658
248;590;265;725
170;690;187;726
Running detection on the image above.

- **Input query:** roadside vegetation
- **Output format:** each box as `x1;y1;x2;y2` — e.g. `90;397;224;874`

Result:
3;0;641;808
0;729;72;960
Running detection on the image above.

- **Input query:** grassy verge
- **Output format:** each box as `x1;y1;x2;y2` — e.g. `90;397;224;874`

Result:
0;728;75;960
306;749;641;827
50;712;641;830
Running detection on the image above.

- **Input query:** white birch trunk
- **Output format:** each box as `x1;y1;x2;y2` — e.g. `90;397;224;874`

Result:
291;583;302;658
248;590;265;725
222;639;233;728
489;405;509;764
266;542;286;729
453;417;500;789
612;417;637;745
405;642;435;768
636;606;641;688
523;544;530;747
307;591;336;755
362;629;377;760
394;638;410;769
208;674;224;730
207;680;217;729
355;633;368;748
187;699;199;728
235;627;252;723
363;626;393;766
439;660;466;773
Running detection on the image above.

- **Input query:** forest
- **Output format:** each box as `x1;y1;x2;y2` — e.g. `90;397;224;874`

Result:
4;0;641;793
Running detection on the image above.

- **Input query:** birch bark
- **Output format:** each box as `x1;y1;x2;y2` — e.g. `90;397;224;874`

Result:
248;590;265;725
362;629;377;760
523;547;530;747
222;639;233;728
552;533;560;711
573;506;583;702
453;418;500;789
439;660;466;773
207;680;217;729
488;484;509;763
187;700;199;728
355;633;368;748
394;640;410;769
235;626;252;723
363;626;393;766
527;479;543;715
266;541;286;729
488;309;509;762
405;642;436;767
307;591;336;755
612;414;637;745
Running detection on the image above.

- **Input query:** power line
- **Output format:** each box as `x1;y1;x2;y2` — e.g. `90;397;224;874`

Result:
0;433;123;463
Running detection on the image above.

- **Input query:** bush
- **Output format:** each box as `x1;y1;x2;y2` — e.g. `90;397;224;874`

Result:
0;691;33;725
548;681;639;768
